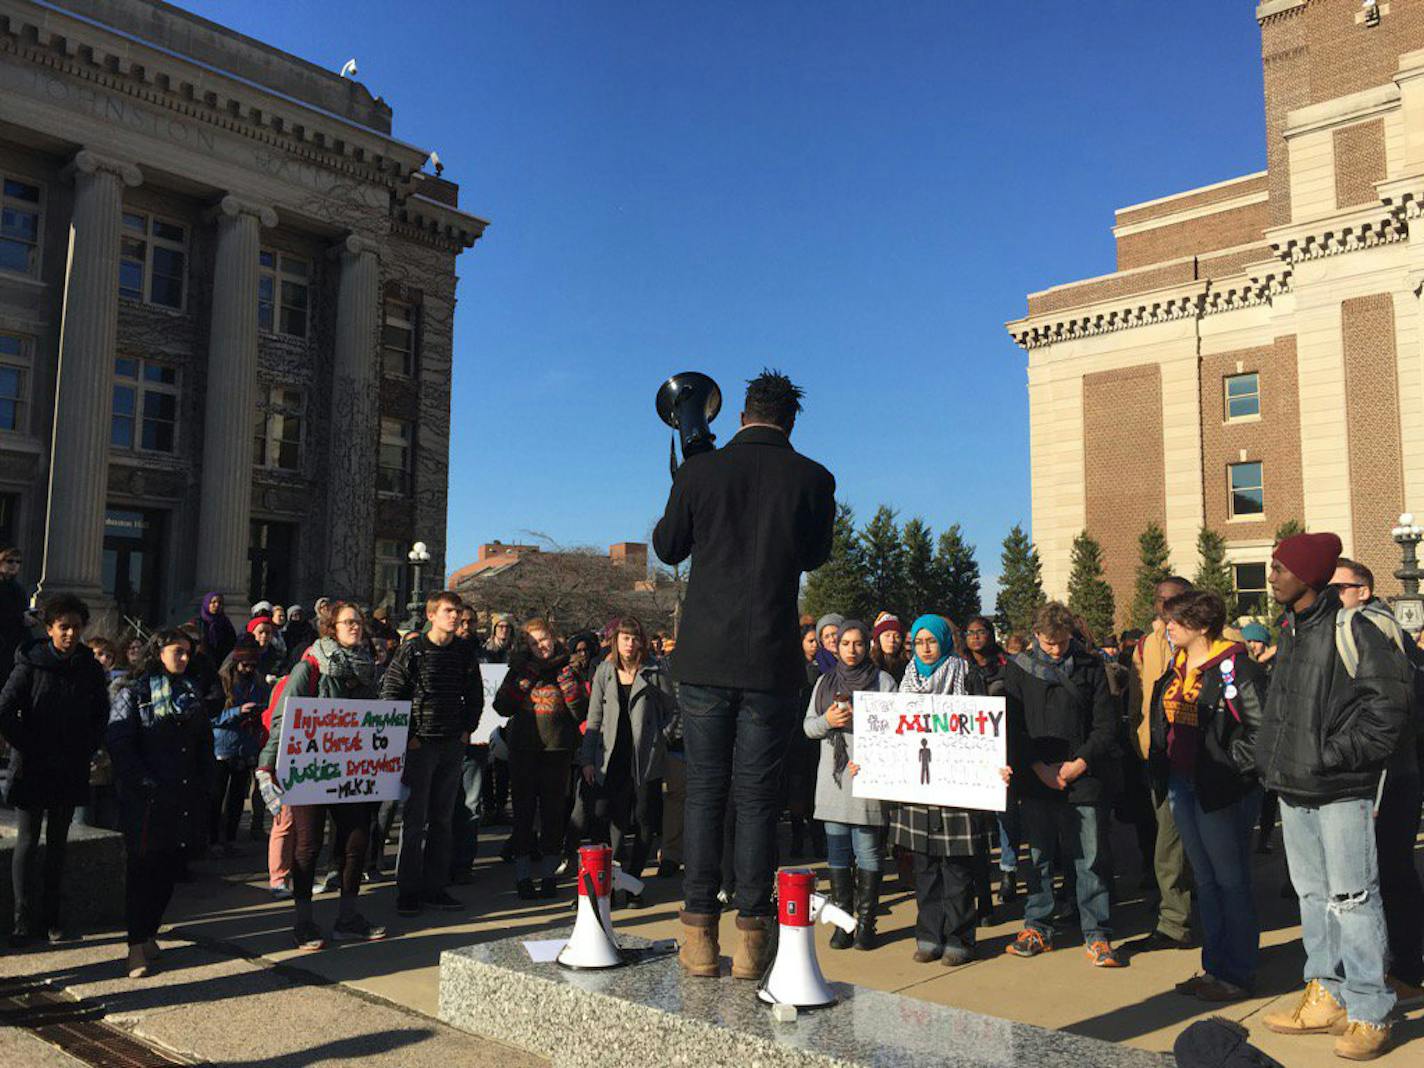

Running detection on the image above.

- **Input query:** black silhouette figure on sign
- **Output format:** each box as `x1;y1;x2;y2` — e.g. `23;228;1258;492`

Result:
919;738;932;784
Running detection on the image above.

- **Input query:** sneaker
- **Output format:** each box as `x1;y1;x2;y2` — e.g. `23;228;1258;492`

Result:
615;890;646;910
1262;979;1346;1034
1085;941;1123;968
1133;929;1192;953
538;877;558;899
515;879;537;900
293;923;326;952
332;915;388;942
1197;977;1249;1002
553;854;575;878
316;872;341;895
46;926;68;945
269;882;293;901
941;944;975;966
396;894;422;917
1005;929;1052;958
1333;1020;1391;1060
912;946;940;963
1386;974;1424;1009
422;890;464;911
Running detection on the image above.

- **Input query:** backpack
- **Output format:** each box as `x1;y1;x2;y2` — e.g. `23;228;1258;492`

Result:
1334;602;1409;679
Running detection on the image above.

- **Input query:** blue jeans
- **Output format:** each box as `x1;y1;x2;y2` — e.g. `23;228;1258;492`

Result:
1281;797;1395;1025
680;684;793;917
996;802;1021;872
1168;776;1260;989
450;745;488;875
1021;797;1112;943
823;820;882;872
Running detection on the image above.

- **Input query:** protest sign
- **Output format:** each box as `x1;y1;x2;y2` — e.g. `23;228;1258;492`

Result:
274;697;411;805
850;692;1007;812
470;664;508;746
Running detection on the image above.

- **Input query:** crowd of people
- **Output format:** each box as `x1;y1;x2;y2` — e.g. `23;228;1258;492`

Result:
0;527;1421;1060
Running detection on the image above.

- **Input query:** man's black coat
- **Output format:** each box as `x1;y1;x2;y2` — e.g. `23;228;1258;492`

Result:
653;425;836;695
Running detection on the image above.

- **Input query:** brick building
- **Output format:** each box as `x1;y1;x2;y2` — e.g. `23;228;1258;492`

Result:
1006;0;1424;625
0;0;485;631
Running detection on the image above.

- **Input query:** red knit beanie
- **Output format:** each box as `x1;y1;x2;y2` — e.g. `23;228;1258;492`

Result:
872;611;904;641
247;615;274;635
1272;532;1343;591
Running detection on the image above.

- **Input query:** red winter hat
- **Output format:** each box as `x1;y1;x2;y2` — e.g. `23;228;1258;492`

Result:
872;612;904;641
246;614;274;635
1272;532;1343;592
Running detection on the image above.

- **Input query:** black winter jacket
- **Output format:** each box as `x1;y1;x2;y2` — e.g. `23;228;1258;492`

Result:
654;426;836;695
0;640;109;808
379;633;483;741
1256;586;1412;804
1148;643;1264;813
107;673;217;855
1004;643;1120;805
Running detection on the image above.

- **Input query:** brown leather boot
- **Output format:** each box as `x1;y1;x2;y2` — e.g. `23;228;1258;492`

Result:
678;910;720;978
732;915;773;980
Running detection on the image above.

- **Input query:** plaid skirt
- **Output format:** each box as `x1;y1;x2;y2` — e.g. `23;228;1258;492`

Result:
887;802;992;858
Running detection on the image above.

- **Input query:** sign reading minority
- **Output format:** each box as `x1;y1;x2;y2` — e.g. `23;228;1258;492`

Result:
850;692;1008;812
274;697;411;806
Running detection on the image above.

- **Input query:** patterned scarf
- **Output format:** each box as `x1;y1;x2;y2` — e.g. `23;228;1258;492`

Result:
149;673;195;721
900;653;967;696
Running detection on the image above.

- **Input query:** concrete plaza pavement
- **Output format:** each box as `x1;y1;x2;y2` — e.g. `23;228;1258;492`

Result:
4;819;1423;1066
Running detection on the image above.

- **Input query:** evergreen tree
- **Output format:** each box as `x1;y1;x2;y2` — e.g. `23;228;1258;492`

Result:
936;524;983;626
1274;518;1305;543
1130;522;1173;630
860;505;905;617
1067;530;1116;642
1194;526;1238;619
801;501;871;621
900;518;936;623
995;524;1044;637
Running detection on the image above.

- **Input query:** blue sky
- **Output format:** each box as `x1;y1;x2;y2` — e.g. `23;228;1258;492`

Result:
188;1;1266;593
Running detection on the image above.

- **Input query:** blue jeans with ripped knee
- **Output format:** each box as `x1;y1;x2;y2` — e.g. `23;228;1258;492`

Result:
1280;796;1395;1025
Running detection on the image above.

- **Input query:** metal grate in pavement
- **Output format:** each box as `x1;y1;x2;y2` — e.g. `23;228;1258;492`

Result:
0;977;198;1067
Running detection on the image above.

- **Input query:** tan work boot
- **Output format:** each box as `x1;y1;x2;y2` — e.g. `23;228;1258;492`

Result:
1262;979;1346;1034
732;915;772;980
1333;1020;1391;1060
678;910;720;978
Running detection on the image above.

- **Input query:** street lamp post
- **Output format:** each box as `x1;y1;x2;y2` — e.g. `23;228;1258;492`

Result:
1390;513;1424;633
405;540;431;631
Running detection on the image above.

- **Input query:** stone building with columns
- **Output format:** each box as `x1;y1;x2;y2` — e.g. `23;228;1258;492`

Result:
0;0;484;630
1006;0;1424;626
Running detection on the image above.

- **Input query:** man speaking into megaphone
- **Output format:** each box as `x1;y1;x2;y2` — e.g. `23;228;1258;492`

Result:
653;369;836;981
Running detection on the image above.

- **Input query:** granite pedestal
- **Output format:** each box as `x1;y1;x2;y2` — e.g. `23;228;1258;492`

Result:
439;930;1172;1068
0;807;127;937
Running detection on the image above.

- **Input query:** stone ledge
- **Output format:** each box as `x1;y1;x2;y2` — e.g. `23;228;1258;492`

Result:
438;931;1171;1068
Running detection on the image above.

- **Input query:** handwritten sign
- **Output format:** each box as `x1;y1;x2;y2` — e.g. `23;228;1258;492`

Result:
851;692;1007;812
274;697;411;805
470;664;508;746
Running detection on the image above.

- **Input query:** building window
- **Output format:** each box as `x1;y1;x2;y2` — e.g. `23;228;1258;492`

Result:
1225;372;1260;421
253;386;304;471
382;300;417;377
258;250;310;339
1234;562;1268;616
375;537;405;614
119;212;186;309
0;334;30;433
378;417;413;495
102;508;166;626
248;520;297;605
1;177;41;276
1228;461;1264;518
112;357;179;453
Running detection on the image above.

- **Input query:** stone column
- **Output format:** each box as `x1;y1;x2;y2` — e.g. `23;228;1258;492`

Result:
194;196;277;610
38;150;142;604
324;234;381;600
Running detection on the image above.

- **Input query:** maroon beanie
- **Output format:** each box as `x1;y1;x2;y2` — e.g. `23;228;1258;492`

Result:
872;612;904;641
1272;532;1343;591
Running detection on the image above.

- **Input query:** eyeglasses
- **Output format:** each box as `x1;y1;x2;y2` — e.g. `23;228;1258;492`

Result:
335;618;362;627
1331;582;1365;591
965;629;988;637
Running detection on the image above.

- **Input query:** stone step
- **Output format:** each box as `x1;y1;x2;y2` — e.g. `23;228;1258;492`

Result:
439;929;1172;1068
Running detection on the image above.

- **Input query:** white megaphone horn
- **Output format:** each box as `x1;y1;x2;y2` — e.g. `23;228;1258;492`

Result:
757;868;854;1009
557;844;639;969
